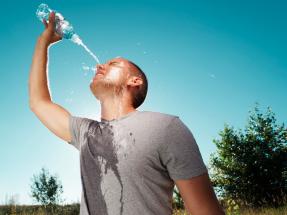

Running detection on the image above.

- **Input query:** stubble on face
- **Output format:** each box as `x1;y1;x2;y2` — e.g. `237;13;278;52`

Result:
90;59;131;101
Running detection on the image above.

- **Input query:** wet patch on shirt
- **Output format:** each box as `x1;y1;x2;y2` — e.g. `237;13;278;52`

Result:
82;121;124;215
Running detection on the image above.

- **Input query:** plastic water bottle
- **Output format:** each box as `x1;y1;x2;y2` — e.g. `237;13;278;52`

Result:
36;3;100;63
36;3;80;43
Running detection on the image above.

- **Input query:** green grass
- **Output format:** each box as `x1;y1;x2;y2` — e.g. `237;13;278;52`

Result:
1;205;286;215
1;200;286;214
0;204;80;215
223;205;287;215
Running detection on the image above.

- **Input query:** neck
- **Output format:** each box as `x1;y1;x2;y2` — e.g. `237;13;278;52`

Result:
99;92;136;121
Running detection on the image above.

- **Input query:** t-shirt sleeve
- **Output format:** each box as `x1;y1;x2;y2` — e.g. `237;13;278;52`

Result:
161;117;208;181
69;115;90;151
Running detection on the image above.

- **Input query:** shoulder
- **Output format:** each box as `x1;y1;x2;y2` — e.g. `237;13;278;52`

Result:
138;112;192;135
139;111;178;124
69;115;100;131
134;111;182;133
139;110;178;119
70;115;97;124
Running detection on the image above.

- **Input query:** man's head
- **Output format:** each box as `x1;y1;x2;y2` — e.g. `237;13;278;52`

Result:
90;58;148;109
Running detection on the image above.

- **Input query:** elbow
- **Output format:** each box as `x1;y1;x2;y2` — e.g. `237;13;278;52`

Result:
29;99;52;112
29;99;39;112
29;102;35;111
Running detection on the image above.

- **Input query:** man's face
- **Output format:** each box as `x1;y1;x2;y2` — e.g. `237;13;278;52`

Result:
90;58;132;99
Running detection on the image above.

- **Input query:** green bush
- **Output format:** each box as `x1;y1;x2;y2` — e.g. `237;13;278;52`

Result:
208;101;287;208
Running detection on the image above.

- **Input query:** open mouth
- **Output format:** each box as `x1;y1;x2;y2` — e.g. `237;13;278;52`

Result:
95;70;105;76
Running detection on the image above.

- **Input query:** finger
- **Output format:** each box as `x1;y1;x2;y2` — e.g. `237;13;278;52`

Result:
43;19;48;29
47;12;55;31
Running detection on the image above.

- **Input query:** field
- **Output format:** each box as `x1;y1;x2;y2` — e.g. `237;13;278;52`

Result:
1;204;287;215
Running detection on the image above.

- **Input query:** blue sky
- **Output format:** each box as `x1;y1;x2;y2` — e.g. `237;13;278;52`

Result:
0;0;286;204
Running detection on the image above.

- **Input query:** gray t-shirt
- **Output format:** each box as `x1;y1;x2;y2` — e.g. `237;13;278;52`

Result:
69;110;207;215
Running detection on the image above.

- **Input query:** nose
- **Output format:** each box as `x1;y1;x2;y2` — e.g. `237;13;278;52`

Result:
97;63;105;71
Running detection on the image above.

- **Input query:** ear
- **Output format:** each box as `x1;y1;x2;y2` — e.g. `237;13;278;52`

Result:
128;77;143;87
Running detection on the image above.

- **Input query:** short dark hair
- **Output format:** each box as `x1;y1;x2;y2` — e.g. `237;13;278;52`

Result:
128;61;148;109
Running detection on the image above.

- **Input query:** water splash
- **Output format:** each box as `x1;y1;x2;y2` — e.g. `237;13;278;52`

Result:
91;67;97;72
71;34;100;64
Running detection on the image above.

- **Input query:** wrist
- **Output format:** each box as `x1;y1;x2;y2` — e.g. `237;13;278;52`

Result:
36;36;51;48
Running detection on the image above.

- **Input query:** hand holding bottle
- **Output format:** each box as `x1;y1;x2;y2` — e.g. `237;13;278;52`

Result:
37;12;62;47
35;3;99;63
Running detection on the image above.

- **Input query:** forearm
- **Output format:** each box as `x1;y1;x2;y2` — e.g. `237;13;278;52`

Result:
27;12;72;142
29;38;52;108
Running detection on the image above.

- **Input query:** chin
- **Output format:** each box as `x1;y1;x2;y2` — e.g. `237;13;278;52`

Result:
90;81;94;89
90;79;101;90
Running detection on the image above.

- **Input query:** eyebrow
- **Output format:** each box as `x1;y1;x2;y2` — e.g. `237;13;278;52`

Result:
108;61;119;65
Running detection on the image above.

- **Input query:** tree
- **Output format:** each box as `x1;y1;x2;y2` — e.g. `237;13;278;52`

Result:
208;101;287;208
30;167;65;207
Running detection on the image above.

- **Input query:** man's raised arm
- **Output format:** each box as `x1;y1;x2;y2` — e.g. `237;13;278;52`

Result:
29;12;71;143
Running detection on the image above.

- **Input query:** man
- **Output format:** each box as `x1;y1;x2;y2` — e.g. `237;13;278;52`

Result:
29;12;225;215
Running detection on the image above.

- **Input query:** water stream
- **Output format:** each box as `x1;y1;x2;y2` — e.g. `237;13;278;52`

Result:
71;34;101;64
